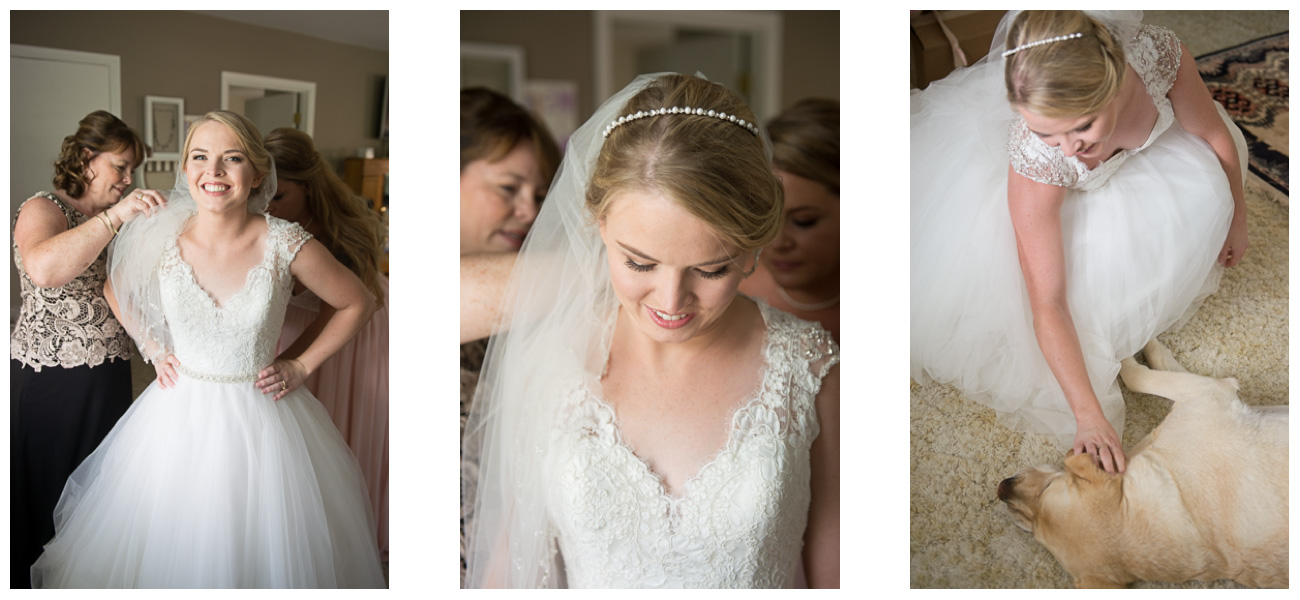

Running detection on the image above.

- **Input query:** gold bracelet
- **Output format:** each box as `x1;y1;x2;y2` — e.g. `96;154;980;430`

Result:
96;212;118;237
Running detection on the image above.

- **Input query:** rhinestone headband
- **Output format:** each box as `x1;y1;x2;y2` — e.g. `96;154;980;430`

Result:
602;107;759;139
1001;32;1084;58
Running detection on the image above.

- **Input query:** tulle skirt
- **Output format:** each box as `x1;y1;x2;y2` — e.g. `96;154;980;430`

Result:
29;375;385;588
278;281;389;561
910;66;1241;443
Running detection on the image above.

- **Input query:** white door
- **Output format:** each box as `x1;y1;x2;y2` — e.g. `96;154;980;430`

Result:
9;45;121;323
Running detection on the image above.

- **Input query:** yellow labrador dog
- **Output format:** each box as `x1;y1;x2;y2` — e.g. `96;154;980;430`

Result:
997;339;1288;588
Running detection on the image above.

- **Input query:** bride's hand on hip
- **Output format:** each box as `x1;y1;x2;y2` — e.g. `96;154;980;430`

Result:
257;358;307;401
109;188;168;224
1073;413;1126;474
154;354;181;389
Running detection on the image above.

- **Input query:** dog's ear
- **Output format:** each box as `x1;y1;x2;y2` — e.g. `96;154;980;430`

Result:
1064;452;1106;484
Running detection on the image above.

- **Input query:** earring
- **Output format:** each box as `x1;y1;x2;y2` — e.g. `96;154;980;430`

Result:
742;249;762;278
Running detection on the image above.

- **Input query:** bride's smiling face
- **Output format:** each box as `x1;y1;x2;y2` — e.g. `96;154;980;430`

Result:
184;122;264;212
1016;99;1118;159
599;189;750;345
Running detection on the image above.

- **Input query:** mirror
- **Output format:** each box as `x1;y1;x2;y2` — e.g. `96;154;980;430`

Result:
220;72;316;136
594;11;781;119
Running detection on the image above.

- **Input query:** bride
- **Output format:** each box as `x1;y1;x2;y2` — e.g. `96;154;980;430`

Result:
30;111;385;588
462;73;840;588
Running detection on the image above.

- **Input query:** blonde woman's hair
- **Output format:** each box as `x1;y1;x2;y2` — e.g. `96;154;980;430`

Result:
1004;10;1126;118
265;127;387;305
768;98;839;196
182;111;274;197
588;74;783;253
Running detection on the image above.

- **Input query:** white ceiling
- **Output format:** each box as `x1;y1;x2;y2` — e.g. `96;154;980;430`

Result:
187;10;388;52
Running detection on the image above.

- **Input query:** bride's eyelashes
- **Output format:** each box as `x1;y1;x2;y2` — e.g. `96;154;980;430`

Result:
697;265;730;279
622;257;731;279
624;257;654;273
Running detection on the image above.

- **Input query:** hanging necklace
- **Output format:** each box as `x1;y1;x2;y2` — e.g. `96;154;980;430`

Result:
776;286;839;311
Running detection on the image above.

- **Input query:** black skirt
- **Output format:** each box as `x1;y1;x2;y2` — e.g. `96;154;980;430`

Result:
10;358;133;588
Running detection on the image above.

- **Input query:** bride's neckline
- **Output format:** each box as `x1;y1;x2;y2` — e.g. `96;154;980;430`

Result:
589;298;774;501
173;215;273;309
1077;64;1161;172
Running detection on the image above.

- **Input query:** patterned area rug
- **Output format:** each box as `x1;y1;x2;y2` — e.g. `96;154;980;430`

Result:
1197;32;1289;199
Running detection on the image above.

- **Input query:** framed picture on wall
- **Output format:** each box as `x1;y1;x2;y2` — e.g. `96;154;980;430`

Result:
144;95;184;162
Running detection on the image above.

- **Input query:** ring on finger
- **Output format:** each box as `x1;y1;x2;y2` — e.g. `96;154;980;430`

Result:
280;380;287;391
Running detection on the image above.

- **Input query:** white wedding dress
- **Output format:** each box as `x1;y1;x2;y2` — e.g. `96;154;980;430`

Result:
545;302;837;588
30;216;385;588
911;23;1246;441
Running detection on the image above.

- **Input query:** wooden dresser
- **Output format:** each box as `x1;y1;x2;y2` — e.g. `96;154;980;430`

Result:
343;157;389;212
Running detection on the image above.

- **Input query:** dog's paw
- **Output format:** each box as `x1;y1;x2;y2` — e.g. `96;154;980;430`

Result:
1141;339;1186;373
1119;358;1148;387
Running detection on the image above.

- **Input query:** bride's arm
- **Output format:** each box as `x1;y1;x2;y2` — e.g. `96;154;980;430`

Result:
257;238;375;399
104;277;180;388
803;363;839;588
461;252;515;343
1166;42;1247;267
1008;168;1126;473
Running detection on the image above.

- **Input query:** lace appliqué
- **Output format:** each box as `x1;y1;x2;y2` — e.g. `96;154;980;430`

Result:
10;192;132;371
156;216;310;379
546;303;839;588
1008;25;1182;192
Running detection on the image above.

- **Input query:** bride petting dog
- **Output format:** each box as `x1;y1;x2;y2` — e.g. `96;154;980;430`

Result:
997;339;1287;588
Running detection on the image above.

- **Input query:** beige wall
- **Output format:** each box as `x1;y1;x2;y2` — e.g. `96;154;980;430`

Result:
460;10;839;120
11;10;389;168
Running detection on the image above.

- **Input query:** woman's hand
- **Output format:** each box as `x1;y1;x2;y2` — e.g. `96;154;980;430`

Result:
256;358;307;401
154;354;181;389
1073;411;1126;474
108;188;168;226
1218;215;1249;267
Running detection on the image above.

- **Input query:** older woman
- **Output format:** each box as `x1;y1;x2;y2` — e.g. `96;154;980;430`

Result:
10;110;163;588
459;87;560;583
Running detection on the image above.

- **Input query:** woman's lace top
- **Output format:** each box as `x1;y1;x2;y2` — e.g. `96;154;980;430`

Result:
157;216;310;381
11;192;132;370
1008;25;1182;191
546;303;838;588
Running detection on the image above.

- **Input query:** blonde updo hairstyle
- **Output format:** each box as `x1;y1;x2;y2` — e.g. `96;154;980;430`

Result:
1004;10;1126;118
181;111;273;198
587;74;783;253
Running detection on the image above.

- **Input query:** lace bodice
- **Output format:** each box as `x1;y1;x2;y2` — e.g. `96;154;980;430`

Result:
11;192;132;370
546;303;838;588
157;216;310;381
1008;25;1182;191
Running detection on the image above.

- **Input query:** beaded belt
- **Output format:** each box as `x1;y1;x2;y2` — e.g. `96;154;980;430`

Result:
176;363;258;383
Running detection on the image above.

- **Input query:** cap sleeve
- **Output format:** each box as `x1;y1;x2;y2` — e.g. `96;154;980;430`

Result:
1007;118;1079;188
267;215;313;269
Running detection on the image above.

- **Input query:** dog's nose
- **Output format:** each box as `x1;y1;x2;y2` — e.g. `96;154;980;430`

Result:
997;476;1018;501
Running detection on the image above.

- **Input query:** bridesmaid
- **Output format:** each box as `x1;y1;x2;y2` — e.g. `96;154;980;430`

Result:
264;127;389;561
740;99;840;340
